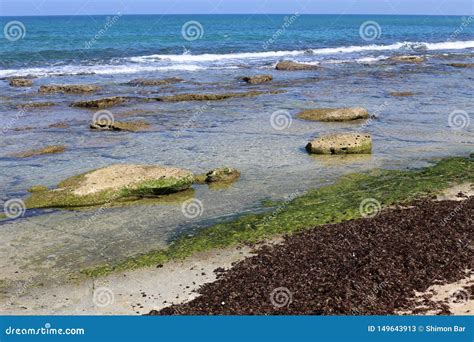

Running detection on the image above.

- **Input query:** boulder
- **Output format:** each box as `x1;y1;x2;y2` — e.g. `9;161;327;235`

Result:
9;78;33;87
447;63;474;68
195;167;240;184
154;90;282;102
128;77;183;86
13;145;66;158
39;84;101;94
242;75;273;84
25;164;195;209
90;120;150;132
306;133;372;154
71;96;128;109
297;107;369;122
389;55;425;63
275;61;319;71
389;91;415;97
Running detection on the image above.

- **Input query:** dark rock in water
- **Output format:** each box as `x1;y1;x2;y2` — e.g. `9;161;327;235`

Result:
90;120;150;132
17;102;55;109
48;122;69;129
154;90;283;102
195;167;241;184
389;91;415;97
71;96;128;109
242;75;273;84
297;107;369;122
12;145;66;158
275;60;319;71
388;55;425;63
306;133;372;154
9;78;33;87
39;84;101;94
447;63;474;68
127;77;183;86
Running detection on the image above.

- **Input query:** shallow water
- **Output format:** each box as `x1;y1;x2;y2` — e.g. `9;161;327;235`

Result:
0;15;473;297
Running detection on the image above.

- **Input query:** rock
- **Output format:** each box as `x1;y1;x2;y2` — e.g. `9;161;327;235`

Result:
90;120;150;132
195;167;240;184
17;102;55;109
297;107;369;122
242;75;273;84
389;55;425;63
306;133;372;154
49;122;69;129
154;90;282;102
128;77;183;86
39;84;101;94
71;96;128;109
28;185;49;193
9;78;33;87
25;164;195;209
389;91;415;97
275;61;319;71
13;145;66;158
447;63;474;68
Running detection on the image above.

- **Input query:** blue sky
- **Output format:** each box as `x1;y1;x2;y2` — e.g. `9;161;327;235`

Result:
0;0;472;16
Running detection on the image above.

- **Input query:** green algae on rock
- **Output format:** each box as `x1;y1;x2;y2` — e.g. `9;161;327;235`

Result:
81;155;473;277
25;164;195;209
195;167;241;184
306;133;372;154
297;107;369;122
154;90;283;102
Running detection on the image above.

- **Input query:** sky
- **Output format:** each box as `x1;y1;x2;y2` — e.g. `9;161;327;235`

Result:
0;0;473;16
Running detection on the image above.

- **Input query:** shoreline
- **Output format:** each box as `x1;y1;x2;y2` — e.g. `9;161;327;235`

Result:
1;155;472;315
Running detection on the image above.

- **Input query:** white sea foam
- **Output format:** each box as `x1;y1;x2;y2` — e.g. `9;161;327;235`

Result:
2;40;473;78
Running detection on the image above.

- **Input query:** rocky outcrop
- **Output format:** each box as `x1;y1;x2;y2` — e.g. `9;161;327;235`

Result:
447;63;474;68
17;102;55;109
389;92;415;97
306;133;372;154
39;84;101;94
154;90;282;102
275;61;319;71
297;107;369;122
195;167;240;184
13;145;66;158
25;164;195;208
90;120;150;132
242;75;273;84
389;55;425;63
9;78;33;87
128;77;183;86
71;96;128;109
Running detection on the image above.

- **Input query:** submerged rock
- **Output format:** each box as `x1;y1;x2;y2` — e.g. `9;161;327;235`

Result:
275;61;319;71
71;96;128;109
25;164;195;209
28;185;49;193
389;55;425;63
154;90;282;102
447;63;474;68
297;107;369;122
13;145;66;158
17;102;55;109
389;91;415;97
39;84;101;94
306;133;372;154
9;78;33;87
49;122;69;129
128;77;183;86
242;75;273;84
90;120;150;132
195;167;241;184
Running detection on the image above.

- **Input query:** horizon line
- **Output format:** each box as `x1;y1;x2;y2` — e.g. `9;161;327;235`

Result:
0;13;469;17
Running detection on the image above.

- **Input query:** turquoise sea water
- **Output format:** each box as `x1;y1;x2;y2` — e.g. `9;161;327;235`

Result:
0;15;473;302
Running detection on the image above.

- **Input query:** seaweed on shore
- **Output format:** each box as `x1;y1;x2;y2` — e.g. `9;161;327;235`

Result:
81;155;473;278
